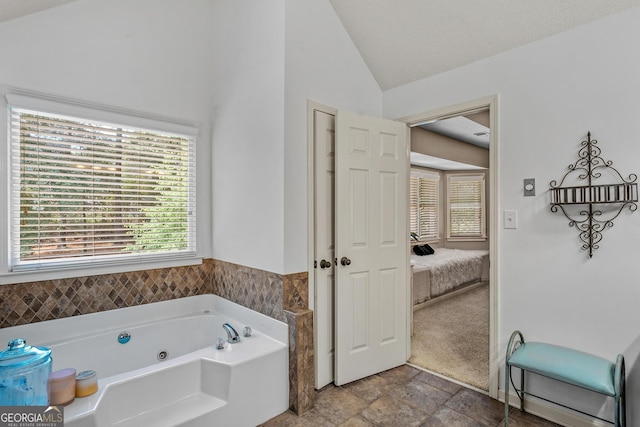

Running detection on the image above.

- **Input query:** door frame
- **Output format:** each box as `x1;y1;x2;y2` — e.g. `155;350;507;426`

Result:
397;94;500;399
307;100;336;314
307;95;499;398
307;100;337;388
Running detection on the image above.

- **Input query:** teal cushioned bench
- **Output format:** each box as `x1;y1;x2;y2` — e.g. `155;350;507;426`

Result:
505;331;625;427
508;342;616;396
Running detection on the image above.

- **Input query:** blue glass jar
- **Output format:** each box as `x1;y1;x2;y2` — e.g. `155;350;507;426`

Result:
0;339;52;406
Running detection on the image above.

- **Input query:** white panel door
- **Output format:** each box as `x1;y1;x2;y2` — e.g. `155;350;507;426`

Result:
313;110;336;388
334;110;409;385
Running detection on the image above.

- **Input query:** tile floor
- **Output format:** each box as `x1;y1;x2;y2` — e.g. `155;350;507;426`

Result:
261;365;559;427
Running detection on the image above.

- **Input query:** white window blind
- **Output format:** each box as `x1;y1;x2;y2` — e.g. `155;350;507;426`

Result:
447;174;485;238
410;170;439;241
9;107;197;271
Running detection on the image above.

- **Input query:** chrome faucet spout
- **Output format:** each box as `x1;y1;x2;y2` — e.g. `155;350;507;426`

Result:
222;323;241;344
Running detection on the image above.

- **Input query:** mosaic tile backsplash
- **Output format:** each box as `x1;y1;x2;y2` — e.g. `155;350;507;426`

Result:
0;260;214;328
211;259;286;322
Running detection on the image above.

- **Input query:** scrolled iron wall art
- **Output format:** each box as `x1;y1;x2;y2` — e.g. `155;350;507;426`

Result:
549;131;638;257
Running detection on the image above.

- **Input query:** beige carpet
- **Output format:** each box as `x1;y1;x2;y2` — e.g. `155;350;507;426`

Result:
409;283;489;390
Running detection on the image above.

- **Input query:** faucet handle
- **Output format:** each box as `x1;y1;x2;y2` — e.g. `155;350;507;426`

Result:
216;337;225;350
243;326;252;337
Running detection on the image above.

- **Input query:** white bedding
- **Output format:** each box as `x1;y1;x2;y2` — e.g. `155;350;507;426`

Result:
411;248;489;305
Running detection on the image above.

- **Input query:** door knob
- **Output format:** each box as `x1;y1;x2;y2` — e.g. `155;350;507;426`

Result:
320;259;331;269
340;257;351;266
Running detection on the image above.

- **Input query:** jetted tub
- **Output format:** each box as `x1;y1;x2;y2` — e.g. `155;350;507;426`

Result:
0;294;289;426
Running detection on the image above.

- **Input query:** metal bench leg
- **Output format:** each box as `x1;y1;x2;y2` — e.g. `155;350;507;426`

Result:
505;330;525;426
614;354;625;427
520;368;525;411
504;365;510;426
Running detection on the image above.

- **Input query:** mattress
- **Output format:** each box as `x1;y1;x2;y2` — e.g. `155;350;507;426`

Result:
411;248;489;305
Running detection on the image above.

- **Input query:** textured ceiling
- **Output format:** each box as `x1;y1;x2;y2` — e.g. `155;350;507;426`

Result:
0;0;78;23
329;0;640;89
3;1;640;91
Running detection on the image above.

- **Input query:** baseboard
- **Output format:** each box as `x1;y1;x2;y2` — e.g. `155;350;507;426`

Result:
499;390;611;427
412;281;487;312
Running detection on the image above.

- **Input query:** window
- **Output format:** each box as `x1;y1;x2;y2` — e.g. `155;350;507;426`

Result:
447;173;486;239
409;170;439;241
8;102;196;272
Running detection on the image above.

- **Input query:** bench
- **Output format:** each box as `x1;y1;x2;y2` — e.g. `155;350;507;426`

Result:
505;330;626;426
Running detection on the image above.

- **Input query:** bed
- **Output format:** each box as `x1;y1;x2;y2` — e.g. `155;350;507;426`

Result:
411;248;489;307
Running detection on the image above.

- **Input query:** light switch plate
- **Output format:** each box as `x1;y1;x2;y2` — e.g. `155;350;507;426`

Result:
504;210;517;229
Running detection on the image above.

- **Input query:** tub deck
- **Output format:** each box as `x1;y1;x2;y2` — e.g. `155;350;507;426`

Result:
0;295;289;427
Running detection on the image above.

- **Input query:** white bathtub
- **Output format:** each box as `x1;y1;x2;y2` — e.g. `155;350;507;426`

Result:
0;294;289;426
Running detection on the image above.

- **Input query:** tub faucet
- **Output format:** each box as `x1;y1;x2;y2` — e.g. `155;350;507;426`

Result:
222;323;241;344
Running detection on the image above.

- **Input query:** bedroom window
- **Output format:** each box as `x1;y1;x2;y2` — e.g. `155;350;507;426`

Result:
410;170;439;241
447;173;486;239
8;102;197;272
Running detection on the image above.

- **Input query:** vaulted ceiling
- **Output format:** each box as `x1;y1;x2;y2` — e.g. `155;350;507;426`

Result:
3;0;640;91
329;0;640;90
0;0;78;24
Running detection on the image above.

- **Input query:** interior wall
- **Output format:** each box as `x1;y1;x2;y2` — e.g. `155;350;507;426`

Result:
411;127;489;168
209;0;286;274
466;111;490;128
384;6;640;424
0;0;216;282
411;127;490;251
411;166;490;251
0;0;382;280
284;0;382;274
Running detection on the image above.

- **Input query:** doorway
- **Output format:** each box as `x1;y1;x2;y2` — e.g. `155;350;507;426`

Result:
308;96;499;398
407;109;491;391
396;96;499;398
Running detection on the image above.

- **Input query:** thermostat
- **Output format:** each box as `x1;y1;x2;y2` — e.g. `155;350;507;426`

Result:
524;178;535;196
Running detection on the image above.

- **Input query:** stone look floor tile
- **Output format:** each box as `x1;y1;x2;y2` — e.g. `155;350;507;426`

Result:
419;407;487;427
414;370;463;395
260;409;335;427
377;364;421;385
342;374;398;402
313;385;369;425
338;415;377;426
389;378;452;415
445;388;505;426
258;410;298;426
499;408;561;427
262;365;558;427
361;394;430;427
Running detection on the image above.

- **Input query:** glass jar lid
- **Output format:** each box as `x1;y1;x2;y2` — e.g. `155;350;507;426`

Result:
76;370;96;380
0;338;51;369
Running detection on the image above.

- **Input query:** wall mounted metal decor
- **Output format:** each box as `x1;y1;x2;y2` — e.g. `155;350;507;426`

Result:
549;132;638;257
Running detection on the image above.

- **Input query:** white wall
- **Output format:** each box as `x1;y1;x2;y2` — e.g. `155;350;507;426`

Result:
0;0;216;281
0;0;382;278
384;7;640;424
284;0;382;273
210;0;382;275
209;0;286;273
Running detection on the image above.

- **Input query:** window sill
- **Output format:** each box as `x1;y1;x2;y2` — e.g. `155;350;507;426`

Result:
0;256;204;286
411;239;440;246
446;237;487;242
